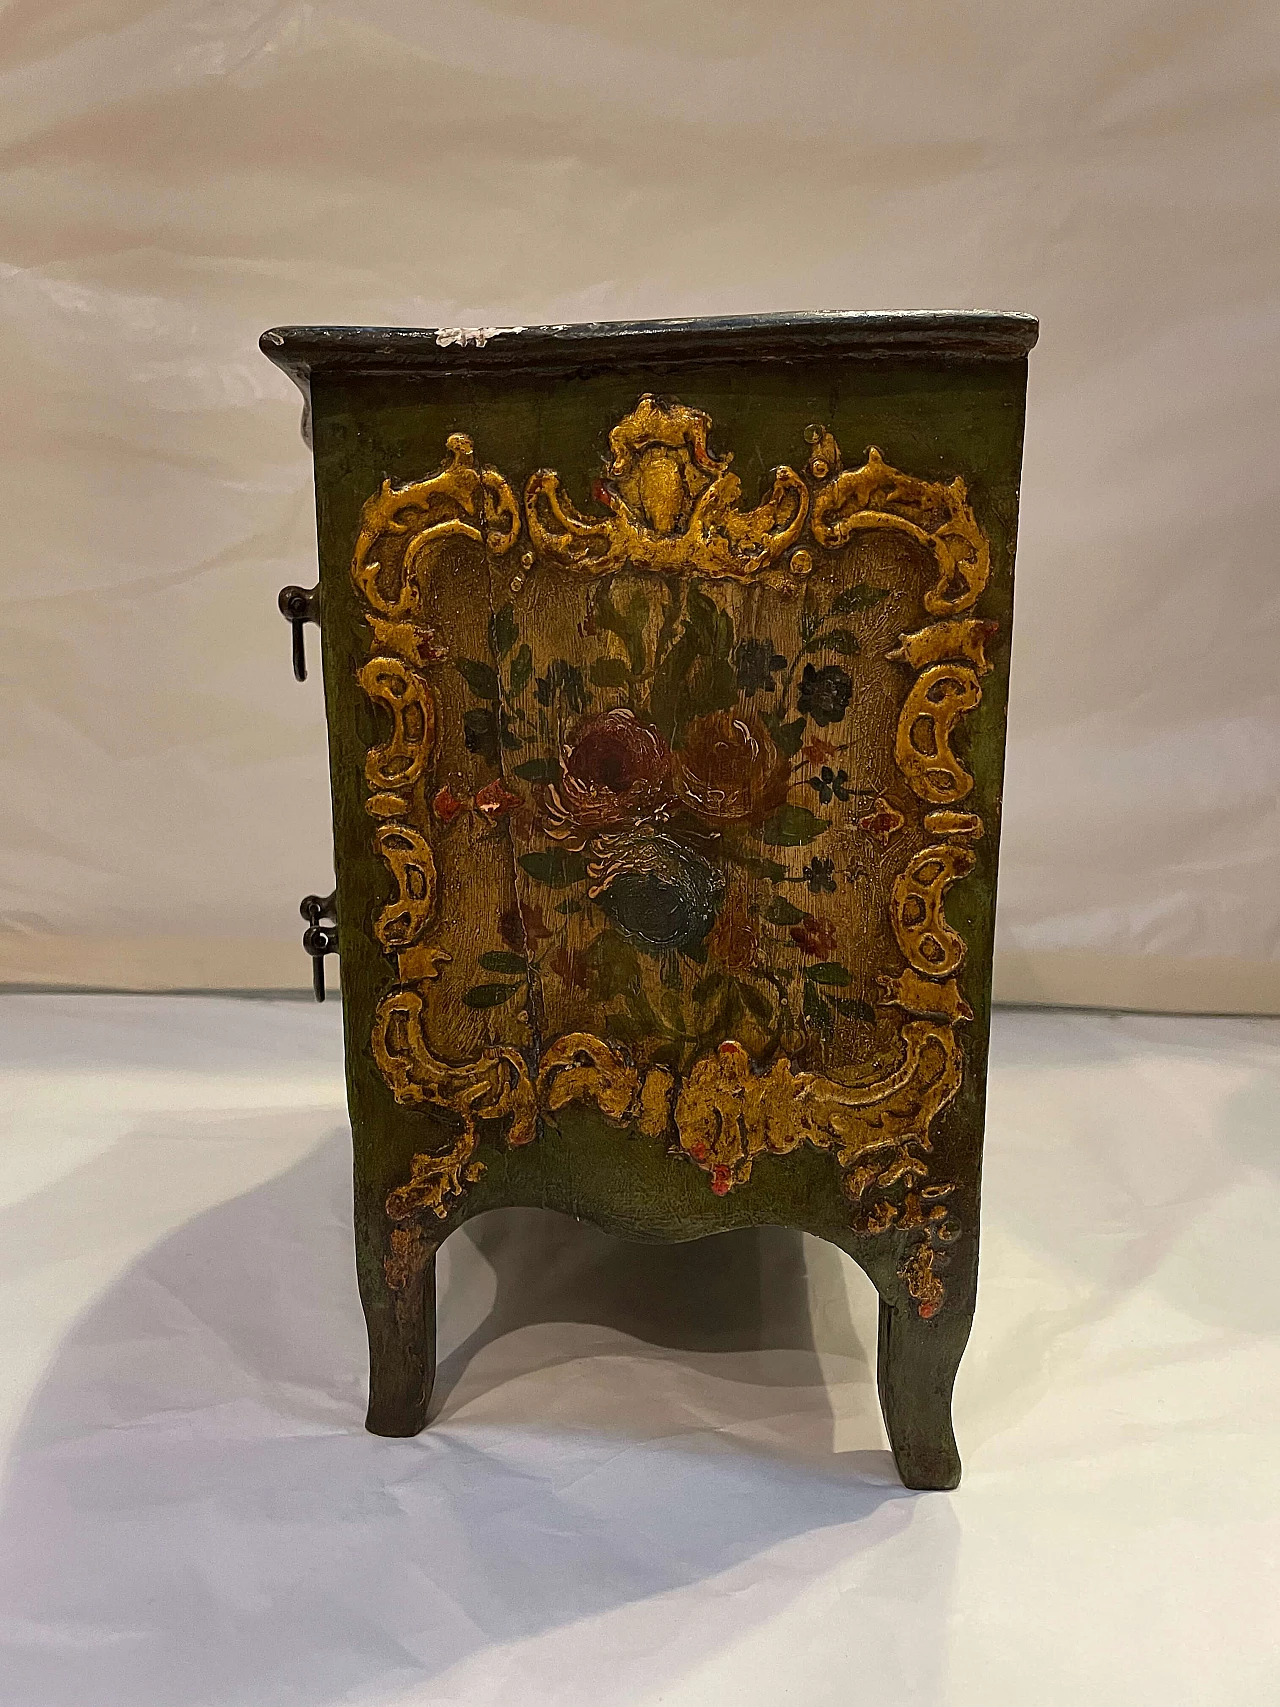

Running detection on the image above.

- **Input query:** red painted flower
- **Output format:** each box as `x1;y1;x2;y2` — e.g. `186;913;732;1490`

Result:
541;708;671;843
549;944;590;990
499;901;552;953
705;891;757;973
432;784;466;824
672;710;790;827
858;797;905;847
474;778;521;820
801;736;838;767
789;913;838;957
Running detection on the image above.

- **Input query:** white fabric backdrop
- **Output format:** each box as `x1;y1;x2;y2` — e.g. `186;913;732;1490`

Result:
1;0;1277;1010
1;995;1276;1704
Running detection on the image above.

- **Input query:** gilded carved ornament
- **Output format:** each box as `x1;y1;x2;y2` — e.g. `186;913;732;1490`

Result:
525;394;809;581
350;402;997;1315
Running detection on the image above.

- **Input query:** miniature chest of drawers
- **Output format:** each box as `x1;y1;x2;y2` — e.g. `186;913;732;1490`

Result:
263;311;1037;1489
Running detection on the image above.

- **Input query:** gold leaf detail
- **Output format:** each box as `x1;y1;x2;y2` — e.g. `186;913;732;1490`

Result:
894;662;982;803
891;844;976;978
899;1240;946;1319
923;811;983;840
810;444;989;615
373;822;437;951
358;655;436;794
525;394;807;581
887;618;997;675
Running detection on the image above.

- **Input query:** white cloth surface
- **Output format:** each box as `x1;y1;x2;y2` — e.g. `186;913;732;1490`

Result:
0;2;1278;1011
0;993;1275;1705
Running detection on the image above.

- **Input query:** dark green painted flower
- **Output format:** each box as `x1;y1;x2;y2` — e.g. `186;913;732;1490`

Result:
802;856;837;894
593;833;724;951
797;663;853;726
535;658;588;714
806;766;851;804
733;636;786;695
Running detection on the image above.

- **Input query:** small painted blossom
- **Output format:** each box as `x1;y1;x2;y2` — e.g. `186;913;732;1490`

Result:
858;798;906;846
432;784;466;824
789;913;839;957
549;945;590;989
802;857;837;894
797;662;853;727
733;636;787;695
499;901;552;953
801;737;839;767
806;766;851;805
474;779;521;820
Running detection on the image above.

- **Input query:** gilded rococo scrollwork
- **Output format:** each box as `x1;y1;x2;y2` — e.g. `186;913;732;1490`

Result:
352;397;996;1318
526;394;809;582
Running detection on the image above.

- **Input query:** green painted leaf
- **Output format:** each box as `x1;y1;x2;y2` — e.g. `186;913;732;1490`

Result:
687;654;737;722
803;628;861;657
508;642;533;697
803;980;835;1031
722;845;789;881
762;710;806;757
518;850;589;887
593;582;647;676
685;583;719;639
584;930;642;1000
456;658;501;700
829;583;890;616
624;985;661;1032
763;896;807;926
488;602;518;660
803;961;854;986
651;589;737;743
463;706;500;764
831;995;877;1023
692;969;727;1005
479;951;528;975
589;656;631;688
735;979;773;1023
535;659;588;713
760;804;828;847
514;757;557;783
604;1009;645;1046
464;982;520;1009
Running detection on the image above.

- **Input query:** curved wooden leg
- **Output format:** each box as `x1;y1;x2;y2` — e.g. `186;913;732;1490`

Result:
876;1294;972;1490
362;1222;440;1438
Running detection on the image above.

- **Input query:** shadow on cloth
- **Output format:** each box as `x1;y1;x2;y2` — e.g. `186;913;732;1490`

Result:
0;1122;955;1706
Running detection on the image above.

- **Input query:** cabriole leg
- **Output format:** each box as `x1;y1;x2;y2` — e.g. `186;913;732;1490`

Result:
876;1294;973;1490
361;1221;439;1438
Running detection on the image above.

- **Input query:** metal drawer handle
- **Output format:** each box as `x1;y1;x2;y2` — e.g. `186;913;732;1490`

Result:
278;584;320;682
300;890;338;1001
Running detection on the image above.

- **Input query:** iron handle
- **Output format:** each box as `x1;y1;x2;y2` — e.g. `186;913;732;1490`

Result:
278;584;320;682
300;890;338;1002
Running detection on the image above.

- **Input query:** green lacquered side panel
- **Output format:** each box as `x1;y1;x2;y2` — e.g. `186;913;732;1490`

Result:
309;354;1026;1322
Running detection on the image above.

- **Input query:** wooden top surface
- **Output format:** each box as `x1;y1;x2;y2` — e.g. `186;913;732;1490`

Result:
260;312;1039;392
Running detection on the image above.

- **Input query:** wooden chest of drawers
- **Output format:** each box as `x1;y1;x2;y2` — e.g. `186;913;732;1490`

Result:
263;312;1037;1489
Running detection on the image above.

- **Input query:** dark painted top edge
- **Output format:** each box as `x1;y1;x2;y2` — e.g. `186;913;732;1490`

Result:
259;311;1039;392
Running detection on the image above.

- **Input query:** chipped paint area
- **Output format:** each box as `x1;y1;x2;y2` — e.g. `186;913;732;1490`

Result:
434;326;525;349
